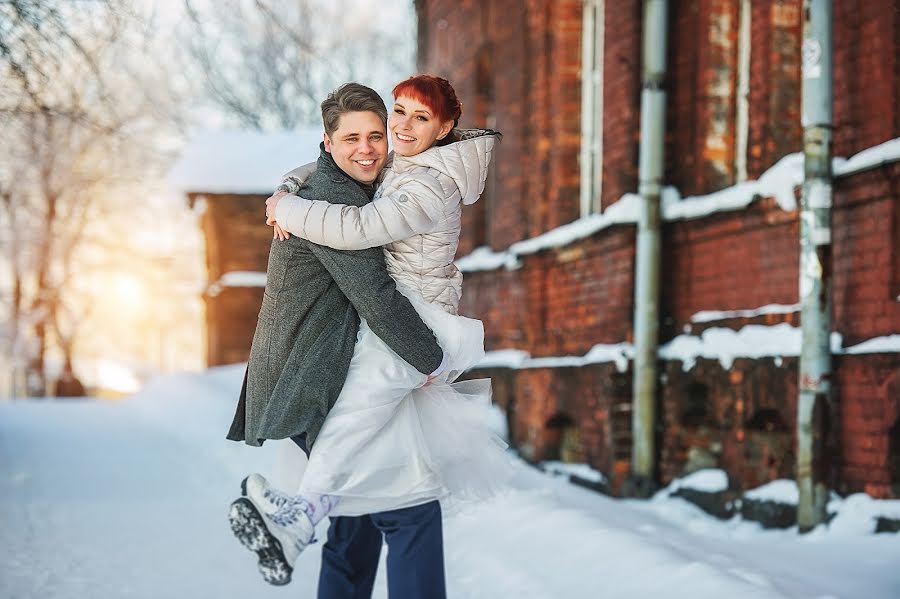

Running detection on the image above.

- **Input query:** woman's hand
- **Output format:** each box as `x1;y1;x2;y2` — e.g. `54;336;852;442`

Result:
273;223;290;241
265;190;291;240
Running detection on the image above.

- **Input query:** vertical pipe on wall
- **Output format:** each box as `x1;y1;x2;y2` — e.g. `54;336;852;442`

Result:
735;0;751;183
580;0;596;218
630;0;668;496
797;0;834;533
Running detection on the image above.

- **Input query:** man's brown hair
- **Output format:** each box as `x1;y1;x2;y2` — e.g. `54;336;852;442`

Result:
321;83;388;137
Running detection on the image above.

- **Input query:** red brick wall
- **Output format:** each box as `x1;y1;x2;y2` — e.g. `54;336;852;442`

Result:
417;0;583;252
460;169;899;495
666;0;740;195
600;0;642;210
745;0;802;179
837;356;900;499
419;0;900;496
460;226;636;356
833;0;900;158
661;198;799;337
833;162;900;344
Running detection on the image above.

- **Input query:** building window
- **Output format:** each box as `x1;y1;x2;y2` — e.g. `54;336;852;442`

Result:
580;0;604;217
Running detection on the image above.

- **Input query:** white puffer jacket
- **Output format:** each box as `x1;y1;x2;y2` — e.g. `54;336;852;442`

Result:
275;129;500;314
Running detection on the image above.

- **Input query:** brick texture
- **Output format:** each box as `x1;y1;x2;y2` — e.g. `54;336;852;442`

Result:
189;1;900;497
417;0;900;496
746;0;803;179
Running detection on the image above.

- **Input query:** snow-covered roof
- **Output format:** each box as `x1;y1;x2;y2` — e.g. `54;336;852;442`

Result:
168;129;325;195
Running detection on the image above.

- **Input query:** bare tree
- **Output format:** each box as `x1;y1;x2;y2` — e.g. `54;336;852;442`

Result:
180;0;415;130
0;0;179;395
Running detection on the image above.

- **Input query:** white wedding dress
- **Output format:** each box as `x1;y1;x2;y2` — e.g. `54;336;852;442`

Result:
298;289;510;517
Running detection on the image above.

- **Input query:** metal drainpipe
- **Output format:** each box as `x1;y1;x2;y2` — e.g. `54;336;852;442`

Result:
797;0;834;532
630;0;669;496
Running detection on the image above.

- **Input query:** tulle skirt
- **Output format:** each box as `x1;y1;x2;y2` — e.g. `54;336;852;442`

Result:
296;290;513;517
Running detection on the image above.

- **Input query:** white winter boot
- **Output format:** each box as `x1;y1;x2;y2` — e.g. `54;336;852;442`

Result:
241;473;291;514
228;495;315;586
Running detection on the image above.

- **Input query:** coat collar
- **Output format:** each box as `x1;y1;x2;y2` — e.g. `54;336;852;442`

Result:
315;143;377;196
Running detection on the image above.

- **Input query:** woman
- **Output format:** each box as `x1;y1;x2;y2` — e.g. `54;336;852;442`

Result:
234;75;510;582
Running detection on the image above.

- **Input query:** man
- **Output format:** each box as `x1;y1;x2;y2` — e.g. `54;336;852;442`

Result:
227;83;448;598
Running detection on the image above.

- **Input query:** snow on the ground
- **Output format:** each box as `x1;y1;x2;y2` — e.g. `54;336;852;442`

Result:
2;365;899;599
540;461;607;484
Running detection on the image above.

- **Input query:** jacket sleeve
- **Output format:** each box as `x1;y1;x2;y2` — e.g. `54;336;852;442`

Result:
277;162;318;194
275;174;447;250
307;242;444;375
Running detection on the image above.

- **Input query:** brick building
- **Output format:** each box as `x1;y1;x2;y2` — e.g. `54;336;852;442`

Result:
415;0;900;497
170;130;322;366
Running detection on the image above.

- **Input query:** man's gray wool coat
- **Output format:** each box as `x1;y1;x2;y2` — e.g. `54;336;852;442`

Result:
227;145;444;448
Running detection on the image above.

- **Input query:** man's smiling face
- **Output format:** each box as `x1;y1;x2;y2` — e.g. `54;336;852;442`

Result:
323;110;388;184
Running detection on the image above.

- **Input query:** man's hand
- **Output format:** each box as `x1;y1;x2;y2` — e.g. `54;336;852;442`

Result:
266;190;291;240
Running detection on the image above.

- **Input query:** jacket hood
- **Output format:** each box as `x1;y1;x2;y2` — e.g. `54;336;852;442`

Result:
395;128;501;205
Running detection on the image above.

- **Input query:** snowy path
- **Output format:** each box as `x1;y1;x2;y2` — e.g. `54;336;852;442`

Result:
1;366;897;599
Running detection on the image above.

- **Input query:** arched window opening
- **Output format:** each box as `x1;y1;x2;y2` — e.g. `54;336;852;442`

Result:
681;381;711;427
544;412;582;463
746;408;788;433
889;417;900;497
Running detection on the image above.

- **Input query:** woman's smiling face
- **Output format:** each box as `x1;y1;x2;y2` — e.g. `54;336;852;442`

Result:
388;95;454;157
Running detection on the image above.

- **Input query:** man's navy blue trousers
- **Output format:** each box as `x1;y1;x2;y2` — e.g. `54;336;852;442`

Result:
292;435;447;599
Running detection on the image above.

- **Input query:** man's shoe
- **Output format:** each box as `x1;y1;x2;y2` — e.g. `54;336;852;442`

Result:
228;496;315;586
241;473;292;514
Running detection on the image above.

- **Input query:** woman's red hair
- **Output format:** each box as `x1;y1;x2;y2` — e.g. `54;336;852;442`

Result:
392;75;463;125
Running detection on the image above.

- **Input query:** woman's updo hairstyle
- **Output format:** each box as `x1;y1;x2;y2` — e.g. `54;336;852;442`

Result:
392;75;463;127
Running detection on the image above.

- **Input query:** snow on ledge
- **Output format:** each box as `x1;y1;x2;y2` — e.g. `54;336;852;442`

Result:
475;329;897;375
207;271;267;297
843;335;900;355
744;480;798;505
668;469;729;494
454;137;900;273
508;193;643;256
475;349;531;369
690;303;801;324
659;323;832;371
666;153;803;219
475;343;635;373
455;247;521;272
833;137;900;178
